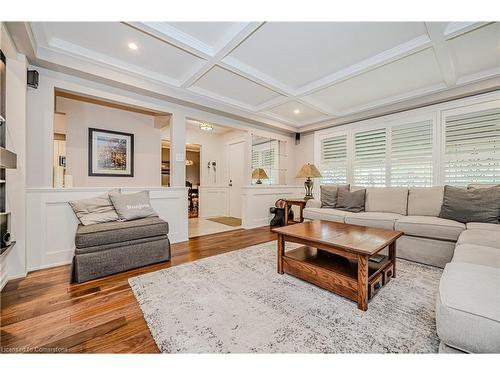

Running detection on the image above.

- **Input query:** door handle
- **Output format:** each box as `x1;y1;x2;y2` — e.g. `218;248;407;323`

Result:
228;179;233;187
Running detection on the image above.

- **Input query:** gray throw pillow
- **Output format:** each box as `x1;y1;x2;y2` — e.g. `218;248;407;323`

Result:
336;187;366;213
439;185;500;224
320;184;350;208
109;190;157;221
69;189;120;226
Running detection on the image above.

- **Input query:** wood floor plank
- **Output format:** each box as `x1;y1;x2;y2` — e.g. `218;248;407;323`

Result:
0;226;276;353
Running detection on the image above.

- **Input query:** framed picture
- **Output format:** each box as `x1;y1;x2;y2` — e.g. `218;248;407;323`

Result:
88;128;134;177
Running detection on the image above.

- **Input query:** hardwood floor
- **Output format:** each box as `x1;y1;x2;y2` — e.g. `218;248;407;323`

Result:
0;226;276;353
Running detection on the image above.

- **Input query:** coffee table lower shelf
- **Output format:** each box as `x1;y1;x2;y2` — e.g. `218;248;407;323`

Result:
281;246;394;310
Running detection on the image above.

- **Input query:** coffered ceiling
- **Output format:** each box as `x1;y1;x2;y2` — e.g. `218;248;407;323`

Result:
8;21;500;132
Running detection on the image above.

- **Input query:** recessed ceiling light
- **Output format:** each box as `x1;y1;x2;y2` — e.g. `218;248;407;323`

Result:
128;42;138;50
294;109;301;114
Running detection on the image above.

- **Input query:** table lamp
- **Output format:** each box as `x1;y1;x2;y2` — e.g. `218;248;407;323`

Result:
296;163;322;200
252;168;269;184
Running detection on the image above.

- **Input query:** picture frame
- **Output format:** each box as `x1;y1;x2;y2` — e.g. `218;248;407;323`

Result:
88;128;134;177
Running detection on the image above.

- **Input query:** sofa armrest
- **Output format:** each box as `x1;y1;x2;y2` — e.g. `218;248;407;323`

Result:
306;199;321;209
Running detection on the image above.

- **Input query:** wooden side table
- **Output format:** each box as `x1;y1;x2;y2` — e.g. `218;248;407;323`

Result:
283;198;307;225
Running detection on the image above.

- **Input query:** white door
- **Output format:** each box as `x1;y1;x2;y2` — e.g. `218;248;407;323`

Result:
228;141;245;218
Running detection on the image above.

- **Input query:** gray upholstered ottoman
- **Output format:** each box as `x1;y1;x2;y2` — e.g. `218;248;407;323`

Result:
71;217;171;283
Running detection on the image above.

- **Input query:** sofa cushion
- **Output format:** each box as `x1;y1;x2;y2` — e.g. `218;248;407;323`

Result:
452;244;500;268
320;184;349;208
336;187;365;213
305;199;321;209
439;185;500;224
407;186;444;217
457;229;500;249
345;212;403;230
466;222;500;232
75;216;169;248
436;262;500;353
394;216;465;241
365;187;408;215
303;207;348;223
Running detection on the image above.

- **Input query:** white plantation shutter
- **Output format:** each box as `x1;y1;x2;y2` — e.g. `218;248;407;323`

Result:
390;120;433;187
252;143;278;184
354;128;386;186
319;134;347;184
444;108;500;186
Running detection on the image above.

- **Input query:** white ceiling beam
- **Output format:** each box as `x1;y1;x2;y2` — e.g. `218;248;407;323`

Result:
124;22;213;59
180;22;264;89
425;23;457;87
294;34;433;97
444;22;491;40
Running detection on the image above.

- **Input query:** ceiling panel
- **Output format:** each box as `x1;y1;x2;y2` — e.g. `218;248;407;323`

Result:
448;23;500;80
166;22;247;48
227;22;428;89
191;66;283;107
40;22;205;82
304;48;445;113
266;101;328;123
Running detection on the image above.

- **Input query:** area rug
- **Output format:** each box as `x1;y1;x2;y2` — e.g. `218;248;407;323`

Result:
129;241;442;353
206;216;242;227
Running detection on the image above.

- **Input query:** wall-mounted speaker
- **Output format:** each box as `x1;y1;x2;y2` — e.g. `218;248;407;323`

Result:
27;69;39;89
295;132;301;145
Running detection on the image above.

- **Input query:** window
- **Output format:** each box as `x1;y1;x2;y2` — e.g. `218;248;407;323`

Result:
390;120;433;187
319;134;347;184
353;128;386;186
251;139;279;184
444;108;500;186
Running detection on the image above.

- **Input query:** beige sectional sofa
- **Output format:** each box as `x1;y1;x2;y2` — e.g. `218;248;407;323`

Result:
304;185;500;353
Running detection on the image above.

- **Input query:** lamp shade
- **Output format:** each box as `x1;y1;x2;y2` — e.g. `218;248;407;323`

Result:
252;168;269;179
296;163;322;178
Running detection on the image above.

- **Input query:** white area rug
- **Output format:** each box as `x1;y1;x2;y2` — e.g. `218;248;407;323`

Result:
129;241;442;353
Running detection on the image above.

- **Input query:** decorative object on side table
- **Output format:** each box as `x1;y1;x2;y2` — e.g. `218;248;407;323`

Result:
252;168;269;184
296;163;322;200
88;128;134;177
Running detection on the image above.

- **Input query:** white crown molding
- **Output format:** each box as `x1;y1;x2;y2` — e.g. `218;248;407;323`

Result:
10;21;499;131
444;22;491;40
299;78;500;133
47;37;185;87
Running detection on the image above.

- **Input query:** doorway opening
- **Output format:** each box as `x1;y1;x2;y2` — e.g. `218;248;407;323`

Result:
161;140;201;219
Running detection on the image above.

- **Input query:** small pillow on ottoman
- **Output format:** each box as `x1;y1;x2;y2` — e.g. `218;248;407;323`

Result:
109;190;157;221
69;189;120;226
336;187;366;213
320;184;350;208
439;185;500;224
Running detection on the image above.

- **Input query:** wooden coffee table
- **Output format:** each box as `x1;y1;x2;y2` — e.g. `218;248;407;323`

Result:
272;220;403;311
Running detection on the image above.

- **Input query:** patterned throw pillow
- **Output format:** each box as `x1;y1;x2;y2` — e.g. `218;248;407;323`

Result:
109;190;158;221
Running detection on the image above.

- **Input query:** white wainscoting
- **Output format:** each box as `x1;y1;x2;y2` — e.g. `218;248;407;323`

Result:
198;186;229;218
26;187;188;271
241;185;304;229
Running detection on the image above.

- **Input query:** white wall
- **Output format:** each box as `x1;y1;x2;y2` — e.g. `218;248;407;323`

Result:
57;97;161;187
0;23;28;289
